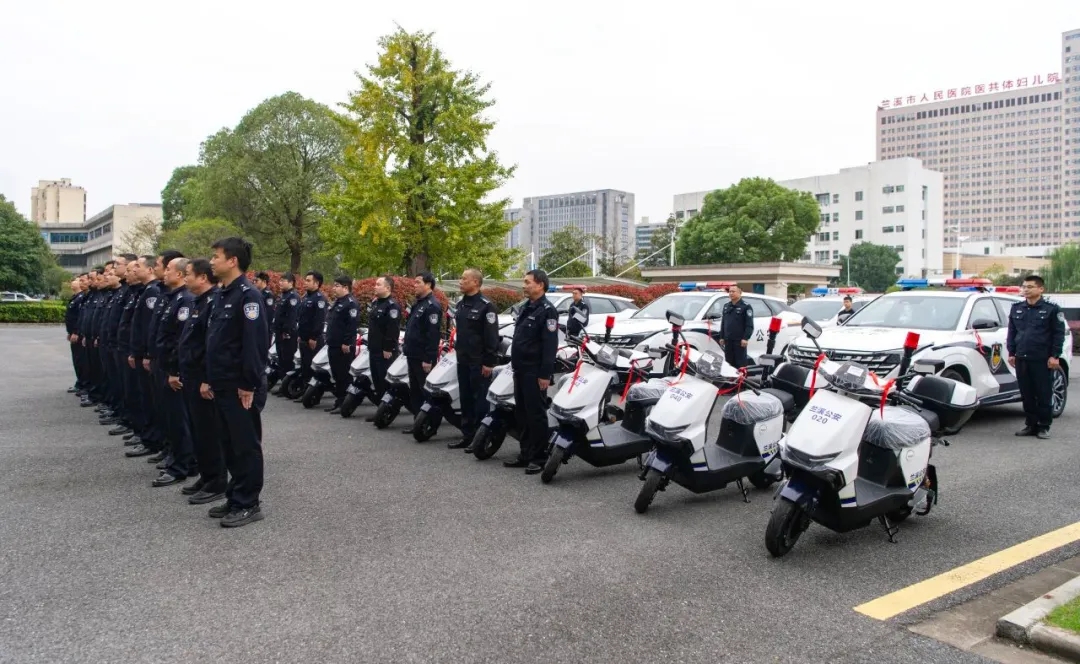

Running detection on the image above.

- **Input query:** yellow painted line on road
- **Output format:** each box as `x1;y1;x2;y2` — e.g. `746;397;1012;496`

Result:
854;520;1080;620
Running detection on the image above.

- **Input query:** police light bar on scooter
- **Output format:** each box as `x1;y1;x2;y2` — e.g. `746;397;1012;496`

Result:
548;284;588;292
677;281;736;291
768;317;782;334
605;315;616;330
904;331;920;350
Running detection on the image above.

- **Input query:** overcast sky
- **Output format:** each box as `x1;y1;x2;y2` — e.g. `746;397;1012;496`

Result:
1;0;1076;226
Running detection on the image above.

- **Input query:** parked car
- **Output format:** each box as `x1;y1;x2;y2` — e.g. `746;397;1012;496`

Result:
497;287;639;327
790;295;876;328
0;292;41;302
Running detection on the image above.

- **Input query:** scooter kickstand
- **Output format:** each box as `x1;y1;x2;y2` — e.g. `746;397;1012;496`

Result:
736;478;750;504
878;514;899;543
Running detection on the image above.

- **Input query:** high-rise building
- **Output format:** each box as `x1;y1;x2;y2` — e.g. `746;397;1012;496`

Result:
672;158;945;278
30;178;86;224
503;208;524;249
634;217;666;254
876;29;1077;250
518;189;635;266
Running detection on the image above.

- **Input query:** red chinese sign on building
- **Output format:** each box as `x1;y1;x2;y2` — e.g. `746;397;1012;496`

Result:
880;72;1060;110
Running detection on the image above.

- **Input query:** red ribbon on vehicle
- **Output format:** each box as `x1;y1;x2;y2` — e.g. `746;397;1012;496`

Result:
808;353;826;398
666;341;693;386
866;371;897;417
620;357;648;402
715;367;748;404
567;355;585;394
973;329;983;354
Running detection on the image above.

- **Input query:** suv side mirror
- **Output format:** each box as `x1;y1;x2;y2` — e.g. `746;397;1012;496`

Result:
970;318;999;331
801;316;823;339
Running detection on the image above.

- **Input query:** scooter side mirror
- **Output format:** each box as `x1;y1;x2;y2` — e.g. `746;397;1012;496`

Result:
573;311;587;324
647;349;663;359
666;309;685;327
801;316;823;339
911;359;944;375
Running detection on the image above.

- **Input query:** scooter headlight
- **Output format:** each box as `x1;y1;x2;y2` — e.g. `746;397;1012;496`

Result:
597;344;618;367
694;352;726;379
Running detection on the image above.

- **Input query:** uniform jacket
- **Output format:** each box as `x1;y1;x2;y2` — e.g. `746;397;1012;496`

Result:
511;296;559;379
403;292;442;364
205;275;269;392
1007;297;1066;360
454;293;500;367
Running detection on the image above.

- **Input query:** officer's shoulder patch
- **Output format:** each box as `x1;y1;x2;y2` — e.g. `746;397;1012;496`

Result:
428;313;438;325
290;298;297;306
317;300;326;309
146;297;157;309
486;311;496;324
240;284;250;292
349;308;358;318
546;319;557;332
744;304;753;314
244;302;260;320
389;308;399;319
266;296;273;305
177;307;190;322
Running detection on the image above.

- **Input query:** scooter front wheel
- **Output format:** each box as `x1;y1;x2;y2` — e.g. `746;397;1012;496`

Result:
540;446;565;484
471;423;505;460
283;376;305;400
301;385;323;409
634;469;664;514
412;410;438;442
765;498;810;558
339;393;359;418
373;402;397;429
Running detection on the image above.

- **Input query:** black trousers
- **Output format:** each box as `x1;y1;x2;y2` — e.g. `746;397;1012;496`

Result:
160;370;194;477
457;362;490;440
370;352;394;399
1016;358;1053;430
406;357;428;414
214;381;266;509
108;350;126;413
299;342;320;385
138;362;164;451
328;345;353;405
513;370;549;463
276;335;297;377
86;344;105;401
124;361;146;436
183;378;225;490
70;342;84;387
724;339;748;368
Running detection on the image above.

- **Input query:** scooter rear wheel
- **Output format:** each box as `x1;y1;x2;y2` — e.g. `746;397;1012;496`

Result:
540;446;565;484
412;410;437;442
748;469;778;490
471;423;505;460
339;393;359;418
634;469;664;514
765;498;810;558
301;386;323;409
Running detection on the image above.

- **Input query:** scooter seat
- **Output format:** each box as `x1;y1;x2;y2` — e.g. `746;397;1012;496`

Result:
761;388;796;414
863;406;931;450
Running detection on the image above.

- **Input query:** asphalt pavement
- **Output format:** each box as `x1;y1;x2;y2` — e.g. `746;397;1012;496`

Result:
2;326;1080;664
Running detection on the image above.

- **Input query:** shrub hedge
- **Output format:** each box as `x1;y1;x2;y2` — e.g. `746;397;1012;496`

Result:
0;301;67;323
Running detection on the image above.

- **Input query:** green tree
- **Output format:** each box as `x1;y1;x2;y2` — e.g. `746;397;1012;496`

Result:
675;178;819;264
320;28;516;277
1047;243;1080;292
158;217;242;260
160;165;207;231
836;243;902;293
0;195;55;294
539;227;592;278
636;215;678;267
195;92;345;273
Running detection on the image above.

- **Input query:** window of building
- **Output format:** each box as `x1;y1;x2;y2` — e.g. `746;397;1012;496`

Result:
855;210;863;221
883;206;895;214
832;194;839;204
883;226;895;233
817;232;830;242
896;225;905;232
815;193;829;205
896;184;905;192
833;250;840;259
855;191;863;201
896;204;905;212
883;185;895;194
855;229;863;239
832;212;839;222
832;231;839;241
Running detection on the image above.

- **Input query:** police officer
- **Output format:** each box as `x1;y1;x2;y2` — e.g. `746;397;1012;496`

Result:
99;259;128;428
566;287;590;338
402;272;442;435
82;268;107;407
451;269;500;450
273;272;301;396
115;256;144;441
296;271;327;393
66;275;87;394
324;275;360;414
145;250;184;467
254;271;276;345
837;296;855;325
719;284;754;369
1007;275;1066;440
506;269;559;474
153;257;196;487
178;258;225;505
125;254;168;458
363;275;401;422
205;237;269;528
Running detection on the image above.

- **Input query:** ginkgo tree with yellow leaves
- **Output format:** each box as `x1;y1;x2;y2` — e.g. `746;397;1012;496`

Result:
320;28;518;277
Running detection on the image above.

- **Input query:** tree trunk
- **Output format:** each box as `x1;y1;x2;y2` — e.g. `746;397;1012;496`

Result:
409;252;429;276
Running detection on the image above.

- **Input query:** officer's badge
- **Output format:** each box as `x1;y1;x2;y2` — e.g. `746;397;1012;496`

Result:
290;298;297;306
486;312;496;324
177;307;190;322
244;302;260;320
429;313;438;325
390;308;399;319
546;319;557;332
349;308;357;318
317;300;325;309
266;297;273;305
146;297;157;309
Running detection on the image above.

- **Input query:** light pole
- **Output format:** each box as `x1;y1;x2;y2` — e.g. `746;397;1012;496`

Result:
954;233;969;277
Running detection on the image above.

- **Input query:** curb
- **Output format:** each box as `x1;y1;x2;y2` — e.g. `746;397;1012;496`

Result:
997;575;1080;660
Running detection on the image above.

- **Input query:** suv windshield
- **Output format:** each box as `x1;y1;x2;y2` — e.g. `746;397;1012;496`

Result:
844;295;966;331
791;300;846;322
632;294;711;320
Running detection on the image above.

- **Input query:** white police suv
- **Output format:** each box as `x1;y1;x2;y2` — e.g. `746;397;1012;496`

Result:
784;278;1072;418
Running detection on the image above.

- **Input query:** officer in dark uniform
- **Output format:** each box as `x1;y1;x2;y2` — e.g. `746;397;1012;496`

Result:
566;287;590;338
837;296;856;325
1007;275;1066;440
83;268;107;406
205;237;269;528
719;284;754;368
402;272;442;435
99;259;128;428
125;254;168;458
153;257;196;487
144;250;184;466
452;269;500;450
506;269;559;474
273;272;301;396
115;256;143;440
296;271;327;392
66;275;87;394
324;275;360;414
363;275;401;422
75;270;101;407
254;271;275;345
178;258;225;505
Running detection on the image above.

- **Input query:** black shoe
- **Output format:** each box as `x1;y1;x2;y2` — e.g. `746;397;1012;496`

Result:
503;458;528;468
147;451;167;463
67;386;78;394
123;431;137;440
189;489;226;505
326;407;341;415
80;400;96;408
447;438;470;449
155;460;169;470
180;479;206;496
525;462;543;475
125;444;152;457
1015;426;1038;436
124;436;141;447
1037;429;1051;440
208;503;232;518
364;415;377;422
402;427;414;435
108;426;131;436
221;505;264;528
151;472;184;487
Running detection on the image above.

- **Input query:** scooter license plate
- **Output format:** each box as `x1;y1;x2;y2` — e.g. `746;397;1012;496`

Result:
553;434;573;450
380;393;393;405
346;385;360;395
308;378;319;386
420;402;432;413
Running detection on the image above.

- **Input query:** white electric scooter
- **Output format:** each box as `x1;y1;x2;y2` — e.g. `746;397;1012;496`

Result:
765;318;977;557
339;335;376;418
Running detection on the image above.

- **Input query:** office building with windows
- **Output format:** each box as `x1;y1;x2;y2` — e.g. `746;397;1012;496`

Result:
517;189;635;266
31;178;86;224
876;28;1079;249
41;203;164;272
634;217;666;254
672;158;945;278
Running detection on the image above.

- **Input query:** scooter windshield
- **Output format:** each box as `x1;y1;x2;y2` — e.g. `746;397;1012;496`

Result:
817;360;881;394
